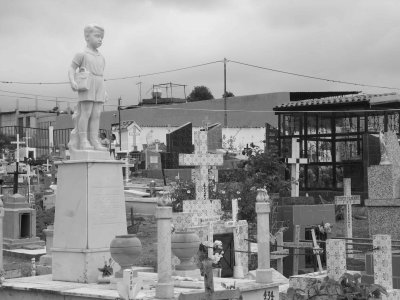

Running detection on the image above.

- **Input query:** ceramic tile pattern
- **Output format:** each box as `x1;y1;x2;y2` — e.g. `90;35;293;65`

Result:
373;234;393;290
326;239;346;281
179;131;223;201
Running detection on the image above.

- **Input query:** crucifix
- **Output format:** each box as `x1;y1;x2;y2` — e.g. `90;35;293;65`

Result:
179;131;223;201
285;138;308;197
334;178;360;258
11;134;25;163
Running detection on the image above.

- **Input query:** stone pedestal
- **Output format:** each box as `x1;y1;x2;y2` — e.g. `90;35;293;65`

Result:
255;201;273;283
52;160;127;283
155;206;174;299
39;225;54;266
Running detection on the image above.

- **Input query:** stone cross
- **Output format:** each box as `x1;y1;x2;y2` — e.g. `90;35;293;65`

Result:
202;116;211;131
285;138;308;197
326;239;346;281
179;131;223;201
334;178;360;258
44;159;51;172
11;133;25;163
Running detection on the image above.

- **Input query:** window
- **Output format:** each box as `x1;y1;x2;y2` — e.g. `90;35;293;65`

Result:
388;113;400;133
318;116;331;134
336;140;362;162
307;115;317;135
368;114;384;133
282;115;301;136
307;165;333;189
336;117;358;133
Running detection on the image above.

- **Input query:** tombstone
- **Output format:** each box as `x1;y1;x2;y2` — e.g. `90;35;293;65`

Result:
37;225;54;275
43;189;56;210
2;194;44;249
366;131;400;240
145;149;162;170
326;239;346;281
165;122;193;169
276;196;335;277
203;123;222;152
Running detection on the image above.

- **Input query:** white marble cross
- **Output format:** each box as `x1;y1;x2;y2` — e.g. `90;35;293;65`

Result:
326;239;346;281
179;131;223;201
334;178;360;257
11;134;25;163
285;138;308;197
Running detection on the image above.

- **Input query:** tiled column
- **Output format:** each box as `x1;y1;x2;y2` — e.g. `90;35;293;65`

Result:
326;239;346;281
156;206;174;299
255;189;272;283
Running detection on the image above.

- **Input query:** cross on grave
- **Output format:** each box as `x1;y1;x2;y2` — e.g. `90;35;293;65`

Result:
11;134;25;163
311;228;323;273
7;162;23;195
179;131;223;202
334;178;360;258
285;138;308;197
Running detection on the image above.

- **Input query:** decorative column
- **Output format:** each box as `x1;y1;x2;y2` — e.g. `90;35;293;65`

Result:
156;206;174;299
255;189;273;283
39;225;54;266
0;197;4;270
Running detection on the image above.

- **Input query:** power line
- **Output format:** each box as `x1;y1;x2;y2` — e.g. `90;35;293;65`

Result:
0;88;75;100
0;60;223;85
228;59;400;91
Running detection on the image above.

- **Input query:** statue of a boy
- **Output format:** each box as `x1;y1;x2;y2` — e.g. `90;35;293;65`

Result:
68;24;108;151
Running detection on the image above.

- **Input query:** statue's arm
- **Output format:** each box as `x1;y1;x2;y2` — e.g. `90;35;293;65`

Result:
68;63;78;91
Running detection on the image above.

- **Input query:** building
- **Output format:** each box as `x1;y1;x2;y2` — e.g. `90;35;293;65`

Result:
273;92;400;196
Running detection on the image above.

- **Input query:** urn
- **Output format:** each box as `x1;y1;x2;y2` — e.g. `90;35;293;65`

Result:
171;231;200;270
110;234;142;278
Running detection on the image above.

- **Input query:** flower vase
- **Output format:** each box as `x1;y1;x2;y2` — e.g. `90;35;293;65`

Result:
110;234;142;278
97;274;112;284
171;231;200;270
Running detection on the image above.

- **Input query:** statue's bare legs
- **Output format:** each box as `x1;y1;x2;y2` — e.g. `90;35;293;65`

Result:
89;103;107;150
78;101;94;150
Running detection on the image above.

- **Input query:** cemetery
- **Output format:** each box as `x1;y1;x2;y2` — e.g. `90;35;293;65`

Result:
0;11;400;300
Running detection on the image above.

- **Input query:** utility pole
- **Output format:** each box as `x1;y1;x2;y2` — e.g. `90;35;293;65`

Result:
223;58;227;128
118;97;122;151
136;82;142;105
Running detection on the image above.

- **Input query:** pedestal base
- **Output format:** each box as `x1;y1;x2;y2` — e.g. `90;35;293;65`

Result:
173;269;201;278
155;282;174;299
52;160;127;283
256;268;273;283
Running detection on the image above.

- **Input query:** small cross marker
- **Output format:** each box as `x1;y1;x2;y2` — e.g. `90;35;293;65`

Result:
285;138;308;197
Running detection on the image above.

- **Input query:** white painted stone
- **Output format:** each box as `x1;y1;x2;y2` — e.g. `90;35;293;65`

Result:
373;234;393;290
286;138;308;197
326;239;346;281
52;160;127;283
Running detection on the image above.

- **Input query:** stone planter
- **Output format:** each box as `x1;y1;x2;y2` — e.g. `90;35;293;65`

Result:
110;234;142;278
171;231;200;270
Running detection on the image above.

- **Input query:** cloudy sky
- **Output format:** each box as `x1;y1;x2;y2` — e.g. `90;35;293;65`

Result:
0;0;399;111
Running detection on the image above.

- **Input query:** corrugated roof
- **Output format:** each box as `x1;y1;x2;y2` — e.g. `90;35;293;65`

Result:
274;93;399;110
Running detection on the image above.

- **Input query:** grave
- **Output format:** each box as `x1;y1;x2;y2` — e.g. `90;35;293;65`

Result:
276;196;335;277
173;129;249;278
2;193;44;249
365;130;400;239
285;138;308;197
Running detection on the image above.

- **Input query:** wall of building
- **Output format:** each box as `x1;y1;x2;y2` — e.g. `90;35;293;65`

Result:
112;125;265;153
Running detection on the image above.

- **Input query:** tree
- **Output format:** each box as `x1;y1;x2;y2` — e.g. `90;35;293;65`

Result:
187;86;214;102
222;91;235;98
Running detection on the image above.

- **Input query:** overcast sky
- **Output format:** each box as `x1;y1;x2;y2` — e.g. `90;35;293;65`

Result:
0;0;399;111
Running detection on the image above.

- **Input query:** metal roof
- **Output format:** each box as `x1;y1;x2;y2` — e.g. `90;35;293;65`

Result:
274;93;400;111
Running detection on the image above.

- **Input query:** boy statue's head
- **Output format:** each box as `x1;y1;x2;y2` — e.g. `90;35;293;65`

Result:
84;24;104;49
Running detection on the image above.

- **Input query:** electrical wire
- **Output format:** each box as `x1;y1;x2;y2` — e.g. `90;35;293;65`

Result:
0;60;223;85
228;59;400;91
